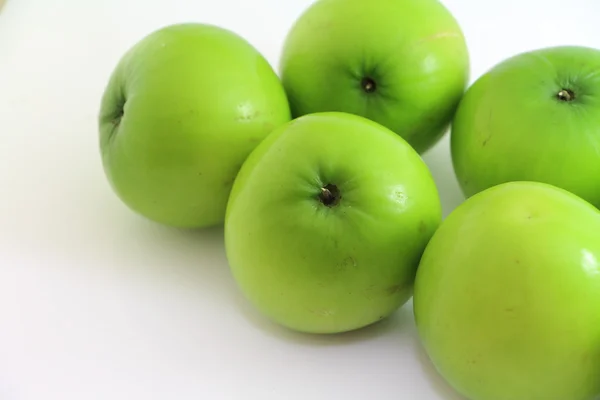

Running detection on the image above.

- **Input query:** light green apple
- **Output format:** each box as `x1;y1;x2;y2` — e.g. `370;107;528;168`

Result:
98;23;291;228
225;112;442;334
279;0;470;154
413;181;600;400
451;45;600;209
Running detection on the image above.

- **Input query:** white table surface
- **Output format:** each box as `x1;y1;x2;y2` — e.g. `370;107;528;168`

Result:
1;0;598;399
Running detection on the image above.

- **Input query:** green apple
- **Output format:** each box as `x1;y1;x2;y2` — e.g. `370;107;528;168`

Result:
413;181;600;400
98;23;291;228
451;45;600;209
225;111;442;334
278;0;470;154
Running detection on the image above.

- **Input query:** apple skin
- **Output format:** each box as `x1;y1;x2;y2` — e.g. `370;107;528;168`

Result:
224;112;442;334
279;0;470;154
98;23;291;228
451;45;600;209
413;181;600;400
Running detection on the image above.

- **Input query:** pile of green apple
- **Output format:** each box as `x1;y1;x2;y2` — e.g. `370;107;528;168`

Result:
97;0;600;399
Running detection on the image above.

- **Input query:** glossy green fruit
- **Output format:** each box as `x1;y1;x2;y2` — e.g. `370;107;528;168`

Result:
414;181;600;400
451;45;600;209
279;0;470;154
225;112;442;334
99;23;291;228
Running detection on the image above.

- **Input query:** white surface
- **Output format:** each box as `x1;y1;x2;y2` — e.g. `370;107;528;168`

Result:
1;0;599;399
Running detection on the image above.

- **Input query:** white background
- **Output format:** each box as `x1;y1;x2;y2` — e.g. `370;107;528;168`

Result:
0;0;598;399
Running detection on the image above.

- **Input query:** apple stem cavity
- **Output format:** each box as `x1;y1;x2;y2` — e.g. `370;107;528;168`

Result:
111;101;125;129
113;113;123;127
361;77;377;93
319;184;341;207
557;89;575;102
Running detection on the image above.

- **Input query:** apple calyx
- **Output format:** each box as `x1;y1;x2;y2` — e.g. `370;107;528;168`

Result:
361;77;377;93
319;184;341;207
557;88;575;102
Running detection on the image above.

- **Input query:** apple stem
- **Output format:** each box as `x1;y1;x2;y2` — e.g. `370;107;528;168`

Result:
557;89;575;102
319;184;341;207
361;77;376;93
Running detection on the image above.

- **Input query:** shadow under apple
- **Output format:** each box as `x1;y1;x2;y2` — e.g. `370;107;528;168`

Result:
116;216;418;347
233;289;416;347
101;216;241;307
